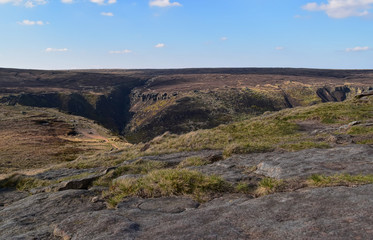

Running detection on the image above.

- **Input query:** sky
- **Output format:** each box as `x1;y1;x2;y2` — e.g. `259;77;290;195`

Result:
0;0;372;70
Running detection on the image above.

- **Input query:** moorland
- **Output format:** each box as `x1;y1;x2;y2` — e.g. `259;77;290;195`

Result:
0;67;372;239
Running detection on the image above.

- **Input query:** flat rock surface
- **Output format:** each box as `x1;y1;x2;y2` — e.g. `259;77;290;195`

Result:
2;145;373;239
136;184;373;240
2;184;373;239
0;188;28;208
0;190;105;239
34;168;103;180
254;145;373;179
194;145;373;181
132;150;223;166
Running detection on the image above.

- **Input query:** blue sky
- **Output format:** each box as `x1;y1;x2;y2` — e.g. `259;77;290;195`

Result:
0;0;372;69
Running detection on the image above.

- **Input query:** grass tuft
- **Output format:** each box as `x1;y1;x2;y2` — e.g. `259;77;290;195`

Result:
0;174;51;191
255;177;283;196
104;169;231;207
178;156;212;168
308;174;373;187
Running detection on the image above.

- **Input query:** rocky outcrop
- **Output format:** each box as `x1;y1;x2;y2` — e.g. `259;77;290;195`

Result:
2;185;373;239
192;145;373;181
0;190;106;239
315;86;366;102
1;144;373;239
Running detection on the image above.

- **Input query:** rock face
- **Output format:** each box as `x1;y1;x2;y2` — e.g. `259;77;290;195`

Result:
2;185;373;239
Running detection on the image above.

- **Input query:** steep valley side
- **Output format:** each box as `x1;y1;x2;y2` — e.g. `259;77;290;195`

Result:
0;68;372;143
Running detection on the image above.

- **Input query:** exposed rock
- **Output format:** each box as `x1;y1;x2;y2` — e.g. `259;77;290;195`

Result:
0;190;105;239
136;184;373;240
339;121;361;130
127;150;223;166
118;197;200;214
326;134;353;144
192;162;253;183
31;173;104;194
53;211;139;240
254;145;373;179
0;188;28;208
3;185;373;239
34;168;103;180
191;145;373;182
355;90;373;99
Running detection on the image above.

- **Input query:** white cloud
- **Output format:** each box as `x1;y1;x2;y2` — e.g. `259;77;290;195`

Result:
25;0;47;7
221;37;228;41
61;0;73;3
109;49;132;54
45;48;68;52
303;0;373;18
275;46;285;50
155;43;165;48
90;0;116;5
101;12;114;16
0;0;47;7
149;0;181;7
18;20;45;25
346;46;370;52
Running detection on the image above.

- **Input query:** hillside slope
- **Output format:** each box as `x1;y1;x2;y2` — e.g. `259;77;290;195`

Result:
0;68;372;142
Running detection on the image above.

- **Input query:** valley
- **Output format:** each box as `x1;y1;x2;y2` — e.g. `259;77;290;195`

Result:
0;67;372;239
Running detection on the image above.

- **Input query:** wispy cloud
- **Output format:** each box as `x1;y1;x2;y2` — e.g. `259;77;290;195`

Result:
18;20;46;25
303;0;373;18
45;48;68;52
0;0;47;7
155;43;165;48
275;46;285;50
221;37;228;41
101;12;114;16
346;46;370;52
61;0;73;3
109;49;132;54
90;0;116;5
149;0;181;7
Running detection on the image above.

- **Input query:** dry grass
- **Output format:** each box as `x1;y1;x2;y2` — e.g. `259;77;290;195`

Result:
255;178;284;196
104;169;231;207
308;174;373;187
0;104;126;174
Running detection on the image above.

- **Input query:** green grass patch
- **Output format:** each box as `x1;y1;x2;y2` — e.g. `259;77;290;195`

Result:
94;159;168;187
308;174;373;187
235;182;255;194
356;138;373;144
143;119;299;157
278;97;373;124
0;174;51;191
178;157;209;168
105;169;231;207
255;177;283;196
348;126;373;135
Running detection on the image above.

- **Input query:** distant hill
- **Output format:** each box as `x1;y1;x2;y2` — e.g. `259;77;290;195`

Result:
0;67;372;142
